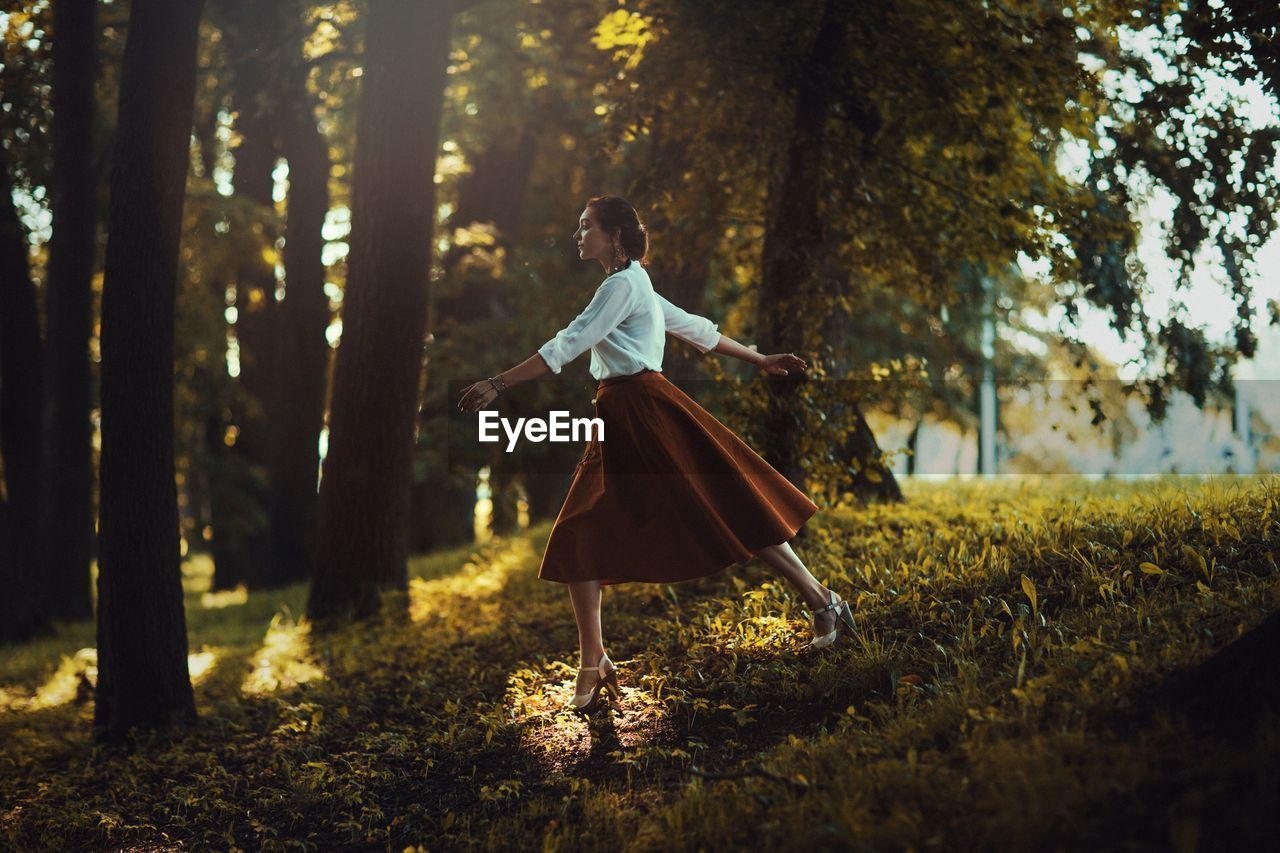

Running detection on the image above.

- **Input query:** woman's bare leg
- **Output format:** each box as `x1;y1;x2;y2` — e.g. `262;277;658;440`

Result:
567;580;610;692
753;541;838;635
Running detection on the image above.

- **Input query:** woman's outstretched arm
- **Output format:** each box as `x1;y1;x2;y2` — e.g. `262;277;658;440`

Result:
712;334;808;377
457;353;552;413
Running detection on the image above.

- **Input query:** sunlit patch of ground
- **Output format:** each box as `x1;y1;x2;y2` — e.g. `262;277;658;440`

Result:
240;610;325;696
0;647;220;713
408;536;536;623
200;586;249;609
498;654;693;787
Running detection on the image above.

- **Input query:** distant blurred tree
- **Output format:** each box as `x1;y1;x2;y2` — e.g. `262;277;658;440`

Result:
411;0;620;542
196;0;335;589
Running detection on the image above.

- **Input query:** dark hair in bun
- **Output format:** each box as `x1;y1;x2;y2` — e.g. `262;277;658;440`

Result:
588;195;649;263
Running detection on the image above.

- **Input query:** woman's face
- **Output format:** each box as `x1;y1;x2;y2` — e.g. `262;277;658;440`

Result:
572;206;614;264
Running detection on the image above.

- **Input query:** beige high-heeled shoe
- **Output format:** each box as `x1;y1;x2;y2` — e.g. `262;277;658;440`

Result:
564;652;622;713
806;589;856;650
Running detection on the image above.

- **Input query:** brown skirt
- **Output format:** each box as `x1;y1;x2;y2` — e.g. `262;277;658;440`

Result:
537;369;818;585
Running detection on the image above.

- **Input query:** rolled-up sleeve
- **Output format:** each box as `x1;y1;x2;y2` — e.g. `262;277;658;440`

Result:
537;276;637;374
656;292;721;353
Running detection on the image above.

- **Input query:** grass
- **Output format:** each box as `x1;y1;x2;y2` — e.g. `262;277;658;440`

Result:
1;475;1278;851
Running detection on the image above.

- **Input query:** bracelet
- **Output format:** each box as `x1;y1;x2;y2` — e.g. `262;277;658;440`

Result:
487;375;508;394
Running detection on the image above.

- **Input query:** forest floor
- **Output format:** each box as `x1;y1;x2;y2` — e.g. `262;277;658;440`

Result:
2;476;1279;851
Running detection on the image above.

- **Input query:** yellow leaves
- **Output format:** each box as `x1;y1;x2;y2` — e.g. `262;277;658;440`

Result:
1020;574;1037;615
1182;544;1208;576
593;9;652;51
1138;562;1164;575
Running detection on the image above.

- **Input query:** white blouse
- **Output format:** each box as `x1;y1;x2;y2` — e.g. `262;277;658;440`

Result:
537;261;722;380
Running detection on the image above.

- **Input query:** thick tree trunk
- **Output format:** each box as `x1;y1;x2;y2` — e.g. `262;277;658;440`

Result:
40;0;98;623
755;0;847;493
309;0;453;623
1155;609;1280;740
94;0;203;742
269;50;332;585
837;402;904;502
756;1;901;506
0;148;50;645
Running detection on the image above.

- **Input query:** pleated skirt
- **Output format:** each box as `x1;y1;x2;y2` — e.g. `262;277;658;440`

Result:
537;369;819;586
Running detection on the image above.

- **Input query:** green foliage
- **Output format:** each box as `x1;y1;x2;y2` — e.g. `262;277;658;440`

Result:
2;477;1277;849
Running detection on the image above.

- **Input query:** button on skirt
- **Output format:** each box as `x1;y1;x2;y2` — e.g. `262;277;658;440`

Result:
537;369;818;585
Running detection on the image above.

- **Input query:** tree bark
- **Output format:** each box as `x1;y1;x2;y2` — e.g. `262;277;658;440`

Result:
755;0;847;493
0;146;50;645
94;0;203;742
309;0;453;623
269;43;332;585
218;0;280;589
40;0;99;623
756;0;901;505
1153;609;1280;741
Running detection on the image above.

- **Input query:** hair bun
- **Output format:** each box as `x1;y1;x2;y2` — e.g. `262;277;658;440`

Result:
588;194;649;263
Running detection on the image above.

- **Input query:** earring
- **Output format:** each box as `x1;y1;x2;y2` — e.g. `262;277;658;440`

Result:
611;243;626;271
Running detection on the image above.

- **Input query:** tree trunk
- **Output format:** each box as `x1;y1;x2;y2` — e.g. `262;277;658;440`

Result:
309;0;453;624
755;0;847;493
906;418;922;476
204;405;252;589
837;402;903;502
40;0;99;623
218;1;279;589
269;43;332;585
756;1;901;506
94;0;203;742
1154;609;1280;740
0;147;50;645
489;468;520;537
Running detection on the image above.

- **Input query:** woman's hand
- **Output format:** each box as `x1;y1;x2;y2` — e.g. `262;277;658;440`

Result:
757;352;808;377
457;379;500;413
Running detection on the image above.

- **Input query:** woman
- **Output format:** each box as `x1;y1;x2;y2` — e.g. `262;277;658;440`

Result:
457;196;856;713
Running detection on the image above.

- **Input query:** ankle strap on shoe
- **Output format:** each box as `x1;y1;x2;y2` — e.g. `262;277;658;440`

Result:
812;597;844;615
